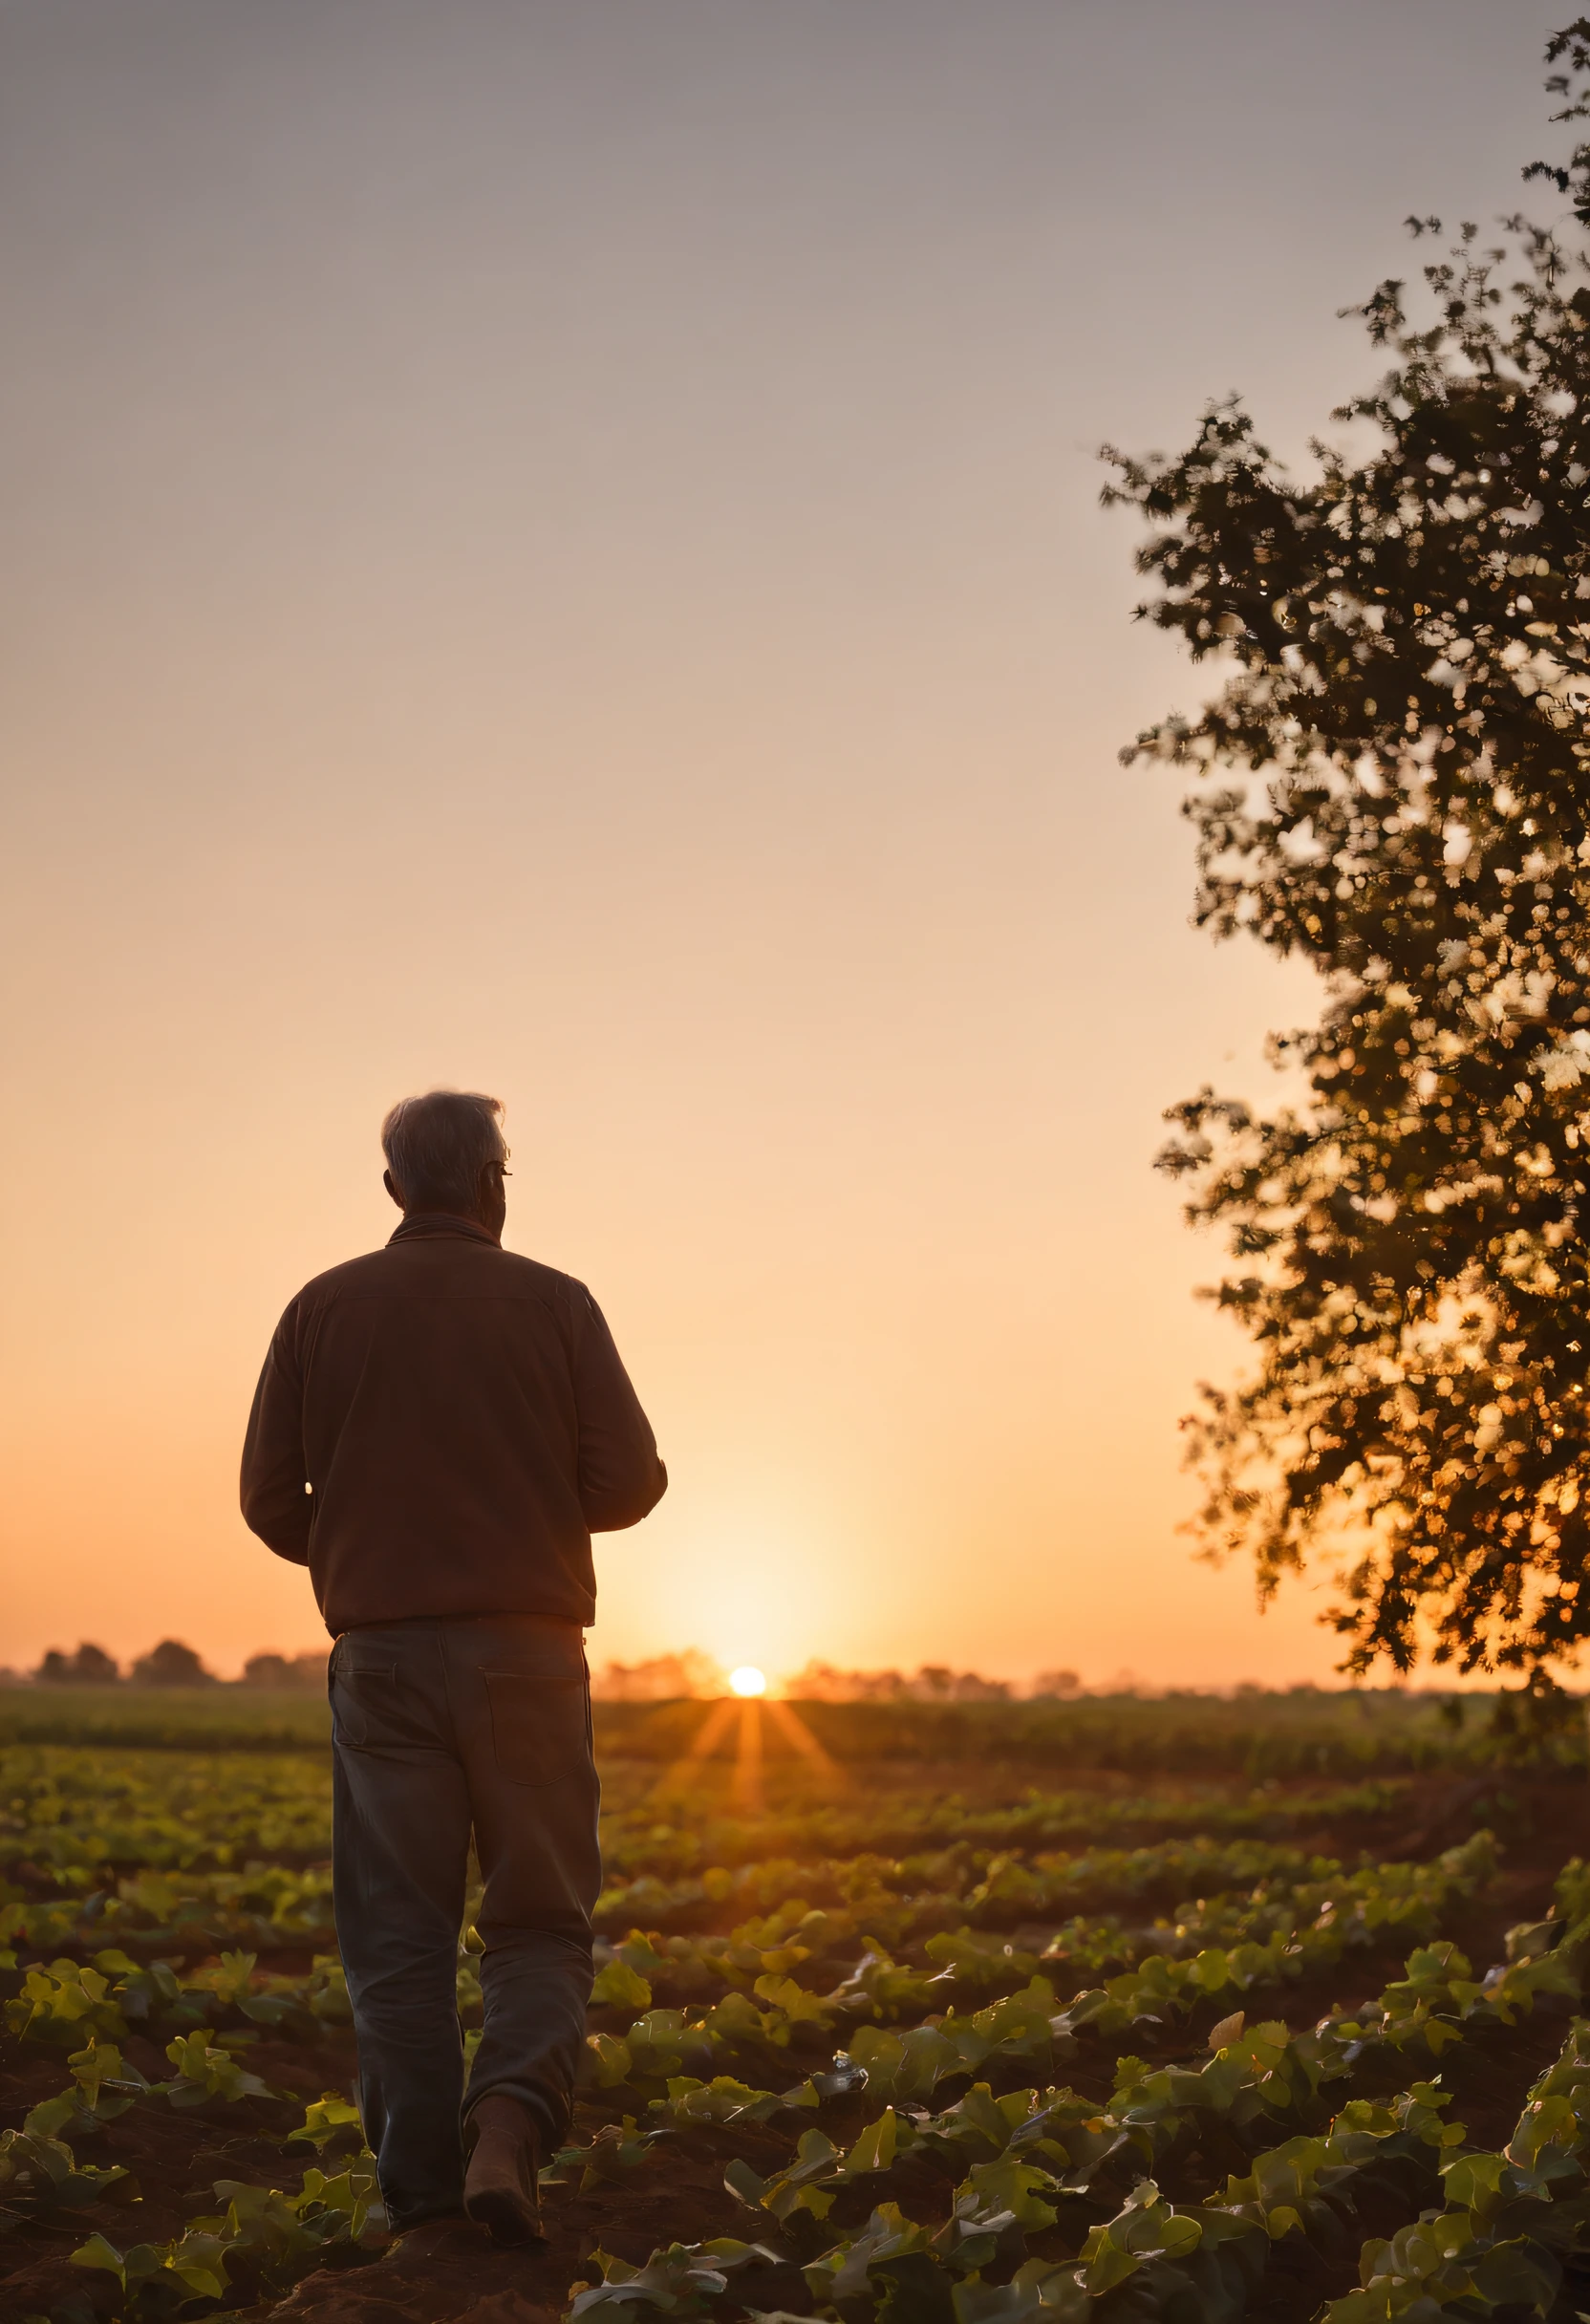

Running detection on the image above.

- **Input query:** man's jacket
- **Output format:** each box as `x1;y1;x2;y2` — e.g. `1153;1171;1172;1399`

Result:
240;1214;666;1633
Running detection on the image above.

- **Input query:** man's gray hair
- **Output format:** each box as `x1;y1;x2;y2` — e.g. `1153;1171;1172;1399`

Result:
380;1090;506;1211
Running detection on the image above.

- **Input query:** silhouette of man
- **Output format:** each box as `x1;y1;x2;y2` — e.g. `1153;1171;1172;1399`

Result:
241;1090;666;2244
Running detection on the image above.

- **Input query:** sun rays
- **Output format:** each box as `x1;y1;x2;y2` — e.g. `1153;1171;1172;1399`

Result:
651;1676;842;1813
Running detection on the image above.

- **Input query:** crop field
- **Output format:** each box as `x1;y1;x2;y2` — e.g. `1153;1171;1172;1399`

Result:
4;1692;1590;2324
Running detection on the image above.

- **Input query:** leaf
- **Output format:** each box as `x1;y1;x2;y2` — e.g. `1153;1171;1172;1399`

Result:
593;1958;655;2011
753;1973;832;2026
288;2092;364;2149
68;2233;129;2285
582;2033;635;2089
960;2157;1061;2232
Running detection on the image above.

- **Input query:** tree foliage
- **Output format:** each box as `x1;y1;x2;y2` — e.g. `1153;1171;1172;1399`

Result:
130;1639;214;1689
34;1645;120;1688
1106;23;1590;1675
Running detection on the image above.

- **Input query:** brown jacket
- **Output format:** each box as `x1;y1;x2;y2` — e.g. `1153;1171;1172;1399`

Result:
240;1214;666;1633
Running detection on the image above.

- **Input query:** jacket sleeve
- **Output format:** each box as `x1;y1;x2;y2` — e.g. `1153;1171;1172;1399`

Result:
571;1288;667;1531
240;1305;312;1564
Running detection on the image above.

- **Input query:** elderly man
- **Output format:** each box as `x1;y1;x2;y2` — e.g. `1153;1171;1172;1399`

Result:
241;1090;666;2245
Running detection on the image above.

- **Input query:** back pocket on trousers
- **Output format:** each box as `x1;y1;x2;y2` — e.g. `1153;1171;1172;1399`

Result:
483;1670;591;1786
331;1661;419;1752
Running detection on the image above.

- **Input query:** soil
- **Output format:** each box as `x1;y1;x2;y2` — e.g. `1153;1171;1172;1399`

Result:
3;1769;1586;2324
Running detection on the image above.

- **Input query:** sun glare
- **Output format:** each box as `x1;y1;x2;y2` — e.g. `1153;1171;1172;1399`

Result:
729;1665;767;1698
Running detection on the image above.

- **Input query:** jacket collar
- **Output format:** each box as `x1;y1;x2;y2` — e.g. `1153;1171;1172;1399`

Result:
388;1212;502;1248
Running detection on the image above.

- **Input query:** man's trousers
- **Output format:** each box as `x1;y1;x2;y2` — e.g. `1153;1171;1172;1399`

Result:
328;1613;599;2228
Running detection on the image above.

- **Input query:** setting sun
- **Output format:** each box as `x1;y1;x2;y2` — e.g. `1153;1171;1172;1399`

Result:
728;1665;767;1698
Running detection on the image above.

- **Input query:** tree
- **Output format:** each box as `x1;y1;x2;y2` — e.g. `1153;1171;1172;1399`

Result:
131;1638;214;1688
242;1650;327;1689
589;1650;726;1703
34;1643;120;1686
1106;22;1590;1677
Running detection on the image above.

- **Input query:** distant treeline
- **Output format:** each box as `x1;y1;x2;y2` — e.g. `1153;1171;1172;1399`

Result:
16;1640;326;1689
14;1644;1079;1700
589;1653;1078;1702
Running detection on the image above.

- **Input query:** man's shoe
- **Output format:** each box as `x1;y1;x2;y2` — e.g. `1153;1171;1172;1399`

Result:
463;2095;545;2246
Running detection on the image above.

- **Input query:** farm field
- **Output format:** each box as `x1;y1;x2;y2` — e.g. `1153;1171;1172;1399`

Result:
0;1686;1573;1776
4;1693;1590;2324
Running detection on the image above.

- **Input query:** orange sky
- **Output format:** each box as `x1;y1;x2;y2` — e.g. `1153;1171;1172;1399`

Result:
0;3;1569;1685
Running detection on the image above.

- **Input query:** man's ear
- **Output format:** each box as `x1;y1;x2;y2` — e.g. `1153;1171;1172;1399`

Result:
383;1168;405;1211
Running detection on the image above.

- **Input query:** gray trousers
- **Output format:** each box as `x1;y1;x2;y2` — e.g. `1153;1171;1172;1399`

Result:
328;1614;599;2228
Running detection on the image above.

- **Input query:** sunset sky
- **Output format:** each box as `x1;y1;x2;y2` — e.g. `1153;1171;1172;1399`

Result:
1;1;1572;1686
